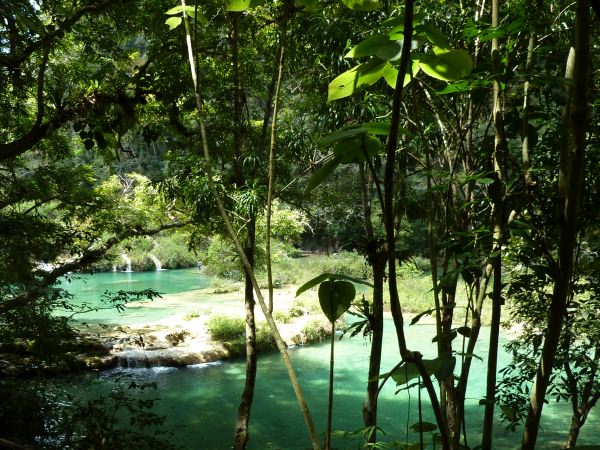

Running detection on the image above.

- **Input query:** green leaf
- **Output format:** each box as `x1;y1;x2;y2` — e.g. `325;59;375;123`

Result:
409;421;438;433
345;36;402;61
165;5;195;15
296;273;330;297
318;280;356;322
477;177;494;185
389;355;454;385
318;128;369;146
296;272;373;297
304;155;342;194
328;59;388;102
318;121;392;146
414;24;450;50
224;0;262;11
333;135;381;164
383;59;420;89
418;49;473;82
340;0;381;11
456;326;472;337
410;308;436;325
165;16;182;30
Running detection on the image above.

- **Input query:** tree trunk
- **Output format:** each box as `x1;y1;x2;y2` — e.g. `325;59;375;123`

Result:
521;2;590;448
482;0;506;446
233;218;258;450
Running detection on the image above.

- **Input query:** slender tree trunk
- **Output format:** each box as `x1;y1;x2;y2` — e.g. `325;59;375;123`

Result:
359;165;386;443
383;1;449;447
234;217;258;450
521;2;590;448
482;0;507;446
266;0;290;315
180;6;320;448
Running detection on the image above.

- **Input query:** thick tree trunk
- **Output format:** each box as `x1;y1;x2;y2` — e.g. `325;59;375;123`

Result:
233;218;258;450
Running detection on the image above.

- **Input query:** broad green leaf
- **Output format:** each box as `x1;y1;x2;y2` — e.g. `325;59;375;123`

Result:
418;49;473;82
318;280;355;322
304;155;342;194
224;0;262;11
410;421;438;433
456;326;472;337
381;13;425;30
165;16;182;30
318;122;392;146
383;59;420;89
165;5;195;15
333;135;381;164
328;60;388;102
340;0;381;11
318;128;369;146
360;121;391;135
477;177;494;185
345;36;402;61
390;356;453;385
296;272;373;297
415;24;450;50
296;273;330;296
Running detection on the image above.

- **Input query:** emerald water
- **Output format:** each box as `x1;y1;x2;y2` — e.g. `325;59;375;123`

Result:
61;269;215;325
62;270;598;449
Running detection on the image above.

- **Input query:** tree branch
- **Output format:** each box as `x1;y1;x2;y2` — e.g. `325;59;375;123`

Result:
0;221;190;315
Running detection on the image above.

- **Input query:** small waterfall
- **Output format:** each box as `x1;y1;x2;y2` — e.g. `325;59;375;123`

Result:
121;253;132;272
149;254;164;271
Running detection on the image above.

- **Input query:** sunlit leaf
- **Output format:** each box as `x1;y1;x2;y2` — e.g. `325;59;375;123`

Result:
340;0;381;11
165;16;182;30
328;60;388;102
345;36;402;61
224;0;263;11
383;59;420;89
418;49;473;81
415;23;450;50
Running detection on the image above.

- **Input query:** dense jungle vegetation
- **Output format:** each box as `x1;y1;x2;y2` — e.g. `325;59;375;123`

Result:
1;0;599;448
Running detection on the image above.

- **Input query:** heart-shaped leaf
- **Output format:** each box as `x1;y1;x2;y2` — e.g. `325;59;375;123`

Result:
318;280;355;322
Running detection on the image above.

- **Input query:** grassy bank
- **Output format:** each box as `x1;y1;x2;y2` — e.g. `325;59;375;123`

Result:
207;251;493;326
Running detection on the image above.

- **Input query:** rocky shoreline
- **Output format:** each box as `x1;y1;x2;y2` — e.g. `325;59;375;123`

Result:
0;287;331;376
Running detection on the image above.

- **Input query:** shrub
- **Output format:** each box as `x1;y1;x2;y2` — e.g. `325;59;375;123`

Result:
207;315;245;341
273;310;292;324
302;318;331;343
182;311;200;321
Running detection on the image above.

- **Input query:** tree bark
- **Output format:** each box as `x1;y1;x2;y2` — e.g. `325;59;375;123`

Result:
233;217;258;449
